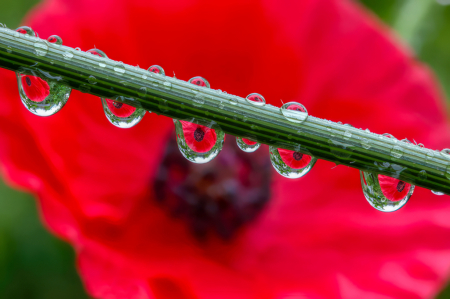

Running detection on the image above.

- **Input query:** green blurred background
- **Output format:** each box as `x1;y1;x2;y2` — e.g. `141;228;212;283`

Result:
0;0;449;298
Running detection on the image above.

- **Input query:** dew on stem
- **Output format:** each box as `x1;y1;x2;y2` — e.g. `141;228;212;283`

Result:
148;65;165;75
101;96;146;128
269;146;316;179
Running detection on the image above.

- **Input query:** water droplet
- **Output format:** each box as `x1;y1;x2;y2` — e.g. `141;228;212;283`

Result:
236;137;260;153
193;93;205;107
343;130;352;140
148;65;165;75
87;48;108;67
361;138;371;149
418;143;424;148
101;96;146;128
440;148;450;158
74;47;81;51
432;190;445;196
382;133;396;139
16;72;71;116
174;119;225;163
113;63;126;74
138;87;147;97
87;75;97;84
218;101;224;109
188;76;210;88
390;146;404;159
418;170;427;180
63;51;74;60
245;93;265;107
163;80;172;90
15;26;35;36
47;35;62;45
360;171;414;212
229;96;238;105
328;139;353;159
33;41;48;56
280;102;308;123
269;146;316;179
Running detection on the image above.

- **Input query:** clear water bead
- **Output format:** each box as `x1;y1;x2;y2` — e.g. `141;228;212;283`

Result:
47;35;63;45
360;171;414;212
245;93;266;107
236;137;260;153
280;102;308;123
88;76;97;84
15;26;35;36
101;96;146;128
113;63;126;74
16;72;71;116
269;146;316;179
148;65;165;75
63;51;74;60
188;76;210;88
174;119;225;164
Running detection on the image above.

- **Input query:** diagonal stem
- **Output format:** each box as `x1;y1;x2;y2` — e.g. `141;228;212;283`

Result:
0;25;449;194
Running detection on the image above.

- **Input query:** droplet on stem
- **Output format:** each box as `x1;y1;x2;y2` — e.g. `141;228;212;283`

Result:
280;102;308;123
245;93;266;107
269;146;316;179
236;137;260;153
188;76;210;88
101;96;146;128
15;26;35;36
47;35;63;45
148;65;165;75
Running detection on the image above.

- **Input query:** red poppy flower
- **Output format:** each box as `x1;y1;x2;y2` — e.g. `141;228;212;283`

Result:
20;74;50;102
278;148;312;169
180;120;217;153
105;99;136;118
378;174;411;202
0;0;450;298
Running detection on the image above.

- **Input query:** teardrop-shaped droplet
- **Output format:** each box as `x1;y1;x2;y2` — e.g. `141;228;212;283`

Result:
245;93;265;107
16;72;71;116
188;76;210;88
148;65;165;75
432;190;445;196
16;26;35;36
360;171;414;212
269;146;316;179
236;137;260;153
101;96;146;128
174;119;225;163
280;102;308;123
47;35;63;45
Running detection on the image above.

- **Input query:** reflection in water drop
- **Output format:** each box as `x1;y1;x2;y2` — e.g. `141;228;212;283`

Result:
189;76;210;88
245;93;266;107
47;35;63;45
148;65;165;75
113;63;126;74
360;171;414;212
101;96;146;128
174;119;225;163
236;137;260;153
269;146;316;179
16;72;71;116
15;26;35;36
280;102;308;123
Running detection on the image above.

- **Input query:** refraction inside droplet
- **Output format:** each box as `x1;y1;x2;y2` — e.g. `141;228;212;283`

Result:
281;102;308;123
236;137;260;153
101;96;146;128
269;146;316;179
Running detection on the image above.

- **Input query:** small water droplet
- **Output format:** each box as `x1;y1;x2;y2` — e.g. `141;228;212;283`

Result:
63;51;74;60
87;75;97;85
432;190;445;196
328;139;353;159
383;133;396;140
236;137;260;153
148;65;165;75
33;41;48;56
390;146;404;159
75;47;81;51
113;63;126;74
47;35;63;45
16;72;71;116
101;96;146;128
142;74;148;79
229;96;238;105
280;102;308;123
418;170;427;180
218;101;224;109
269;146;316;179
360;171;414;212
158;99;169;112
15;26;35;36
188;76;210;88
138;87;147;97
245;93;265;107
163;80;172;90
343;130;352;140
193;93;205;107
87;48;107;67
174;119;225;163
6;46;12;53
361;138;371;149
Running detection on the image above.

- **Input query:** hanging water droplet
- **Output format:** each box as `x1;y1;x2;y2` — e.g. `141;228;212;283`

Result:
33;41;48;56
113;63;126;74
87;75;97;84
47;35;62;45
245;93;266;107
280;102;308;123
418;170;427;180
63;51;74;60
390;146;404;159
174;119;225;163
269;146;316;179
360;171;414;212
138;87;147;97
236;137;260;153
148;65;165;75
15;26;35;36
361;138;371;149
158;99;169;112
16;72;71;116
188;76;210;88
101;96;146;128
432;190;445;196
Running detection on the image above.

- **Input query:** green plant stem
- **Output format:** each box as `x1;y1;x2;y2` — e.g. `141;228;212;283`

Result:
0;26;449;194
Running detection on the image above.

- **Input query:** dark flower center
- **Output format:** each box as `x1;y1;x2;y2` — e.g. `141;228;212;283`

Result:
193;127;205;142
112;101;123;109
25;77;31;86
397;181;406;192
293;152;303;161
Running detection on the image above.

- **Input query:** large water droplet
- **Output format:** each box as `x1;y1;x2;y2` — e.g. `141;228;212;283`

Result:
47;35;63;45
101;96;146;128
432;190;445;196
269;146;316;179
113;63;126;74
16;72;71;116
280;102;308;123
245;93;265;107
174;119;225;163
236;137;260;153
188;76;210;88
16;26;35;36
148;65;165;75
360;171;414;212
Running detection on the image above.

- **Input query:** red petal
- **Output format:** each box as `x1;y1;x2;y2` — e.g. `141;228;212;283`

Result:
378;174;411;202
21;75;50;102
105;99;136;118
242;138;257;145
278;148;312;169
180;120;216;153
